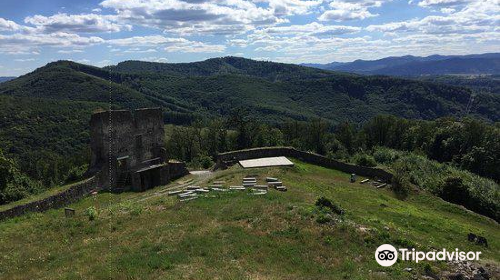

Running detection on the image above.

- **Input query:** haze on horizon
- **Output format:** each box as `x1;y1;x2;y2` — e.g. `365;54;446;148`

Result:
0;0;498;76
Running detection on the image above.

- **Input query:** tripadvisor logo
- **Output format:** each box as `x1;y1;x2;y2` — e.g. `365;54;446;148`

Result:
375;244;398;267
375;244;482;267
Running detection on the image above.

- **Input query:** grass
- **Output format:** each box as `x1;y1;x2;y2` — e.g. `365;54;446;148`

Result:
0;160;498;279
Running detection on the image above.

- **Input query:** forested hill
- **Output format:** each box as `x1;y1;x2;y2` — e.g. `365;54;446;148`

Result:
2;59;500;123
106;56;342;81
0;58;499;207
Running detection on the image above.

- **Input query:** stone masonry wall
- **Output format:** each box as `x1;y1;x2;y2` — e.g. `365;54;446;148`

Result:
0;174;102;222
217;147;393;181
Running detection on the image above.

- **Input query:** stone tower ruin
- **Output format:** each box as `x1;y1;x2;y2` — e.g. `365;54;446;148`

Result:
88;108;187;192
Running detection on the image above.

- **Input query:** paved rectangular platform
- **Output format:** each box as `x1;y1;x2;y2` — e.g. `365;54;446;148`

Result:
239;156;294;168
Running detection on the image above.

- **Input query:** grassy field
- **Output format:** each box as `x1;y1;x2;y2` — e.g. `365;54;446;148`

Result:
0;160;498;280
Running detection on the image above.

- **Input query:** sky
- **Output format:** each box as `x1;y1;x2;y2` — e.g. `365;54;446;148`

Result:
0;0;498;76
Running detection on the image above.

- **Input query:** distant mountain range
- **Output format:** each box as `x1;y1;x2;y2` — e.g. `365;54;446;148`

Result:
0;77;16;83
302;53;500;76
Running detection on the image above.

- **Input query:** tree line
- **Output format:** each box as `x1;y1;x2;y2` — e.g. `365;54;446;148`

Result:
166;112;500;183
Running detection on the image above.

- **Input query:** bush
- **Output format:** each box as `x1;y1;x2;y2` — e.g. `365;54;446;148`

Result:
65;164;88;183
391;161;411;199
85;206;98;221
439;176;469;205
353;153;377;167
373;147;400;164
315;197;345;215
316;213;332;224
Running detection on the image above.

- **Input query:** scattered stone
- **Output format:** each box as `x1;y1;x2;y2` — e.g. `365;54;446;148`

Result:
468;233;477;242
229;186;246;191
194;188;210;193
178;192;196;198
350;173;356;183
250;191;267;196
445;273;466;280
180;197;198;202
476;236;488;247
360;179;370;184
167;190;183;196
376;183;387;189
243;182;256;187
211;187;229;192
254;185;269;190
187;185;201;190
266;177;279;182
268;181;283;187
276;186;287;192
64;208;75;218
404;267;413;272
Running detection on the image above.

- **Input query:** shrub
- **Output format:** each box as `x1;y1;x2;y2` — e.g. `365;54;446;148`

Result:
353;153;377;167
391;161;411;199
439;176;469;205
315;197;345;215
316;213;332;224
65;164;88;183
373;147;400;164
85;206;98;221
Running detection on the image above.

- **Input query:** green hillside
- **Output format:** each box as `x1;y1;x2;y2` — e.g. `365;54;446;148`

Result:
106;56;340;81
0;161;498;279
0;58;499;207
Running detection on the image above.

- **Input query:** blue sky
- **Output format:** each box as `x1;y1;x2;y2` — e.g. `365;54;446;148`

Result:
0;0;498;76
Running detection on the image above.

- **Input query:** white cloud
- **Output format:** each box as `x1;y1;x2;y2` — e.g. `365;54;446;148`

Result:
57;49;85;54
0;32;104;54
100;0;284;35
24;13;130;33
367;0;499;35
107;35;225;53
265;0;323;16
140;56;168;63
418;0;471;8
14;58;36;62
0;17;21;31
123;48;158;53
261;22;361;36
319;0;384;21
440;7;456;13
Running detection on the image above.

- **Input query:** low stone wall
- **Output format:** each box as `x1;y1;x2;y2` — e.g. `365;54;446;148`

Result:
217;147;393;181
0;175;101;222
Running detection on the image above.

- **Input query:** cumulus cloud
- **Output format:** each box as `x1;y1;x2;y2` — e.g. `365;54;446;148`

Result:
417;0;471;7
100;0;284;35
0;32;104;54
319;0;384;21
262;22;361;36
108;35;225;53
140;56;169;63
0;17;21;31
367;0;499;35
265;0;323;16
24;13;130;33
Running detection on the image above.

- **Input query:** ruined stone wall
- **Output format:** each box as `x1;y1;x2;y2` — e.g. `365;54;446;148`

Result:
0;173;102;221
89;108;164;172
217;147;393;182
168;161;190;180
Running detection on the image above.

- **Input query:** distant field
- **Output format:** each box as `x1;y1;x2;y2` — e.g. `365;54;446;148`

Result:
0;160;498;279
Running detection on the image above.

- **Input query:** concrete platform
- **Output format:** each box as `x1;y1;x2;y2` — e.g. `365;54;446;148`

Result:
239;156;294;168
